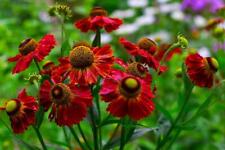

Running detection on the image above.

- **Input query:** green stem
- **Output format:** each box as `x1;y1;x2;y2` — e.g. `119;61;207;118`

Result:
60;18;65;57
34;59;41;73
156;86;193;150
33;126;47;150
89;107;99;150
92;28;101;47
63;127;72;150
69;127;86;150
77;124;92;150
119;121;126;150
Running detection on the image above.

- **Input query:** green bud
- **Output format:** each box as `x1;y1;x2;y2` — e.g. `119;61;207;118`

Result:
177;35;188;49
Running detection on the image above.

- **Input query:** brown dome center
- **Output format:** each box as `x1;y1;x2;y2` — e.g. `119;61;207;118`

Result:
69;46;94;69
137;37;157;51
19;38;37;55
126;62;147;78
90;7;108;17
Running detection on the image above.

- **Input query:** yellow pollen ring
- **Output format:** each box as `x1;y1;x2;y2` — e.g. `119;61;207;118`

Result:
6;100;18;113
124;78;139;89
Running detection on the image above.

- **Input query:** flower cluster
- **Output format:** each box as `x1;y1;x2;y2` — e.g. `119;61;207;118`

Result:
0;6;220;141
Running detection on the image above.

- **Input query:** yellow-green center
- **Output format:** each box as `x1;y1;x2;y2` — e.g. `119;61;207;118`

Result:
205;57;219;73
120;77;141;98
6;100;19;113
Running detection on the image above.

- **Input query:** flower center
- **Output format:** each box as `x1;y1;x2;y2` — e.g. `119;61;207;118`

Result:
137;37;157;51
51;83;71;105
205;57;219;73
90;7;108;17
69;46;94;69
120;77;141;98
19;38;37;55
126;62;147;78
6;100;20;115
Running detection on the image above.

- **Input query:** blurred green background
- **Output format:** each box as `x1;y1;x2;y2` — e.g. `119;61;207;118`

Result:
0;0;225;149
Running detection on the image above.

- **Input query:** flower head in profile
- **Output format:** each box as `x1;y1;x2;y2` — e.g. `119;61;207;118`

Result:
119;37;167;73
54;42;114;85
185;53;219;88
8;34;56;74
39;75;92;126
75;7;123;32
100;70;154;121
0;89;38;134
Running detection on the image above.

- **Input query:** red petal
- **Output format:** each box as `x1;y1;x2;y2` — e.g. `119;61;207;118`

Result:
8;54;22;62
39;80;52;111
34;34;56;62
75;18;91;32
128;99;154;120
107;97;128;118
12;53;34;74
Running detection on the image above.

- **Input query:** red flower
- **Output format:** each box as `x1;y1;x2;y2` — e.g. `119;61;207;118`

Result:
8;34;56;74
39;75;92;126
100;70;155;121
119;37;167;73
185;53;219;88
75;7;122;32
54;44;114;85
0;89;38;134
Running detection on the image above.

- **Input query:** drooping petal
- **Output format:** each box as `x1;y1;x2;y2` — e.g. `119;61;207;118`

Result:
34;34;56;62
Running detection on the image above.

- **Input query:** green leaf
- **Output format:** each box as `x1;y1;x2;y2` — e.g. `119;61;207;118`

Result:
155;101;174;124
182;93;214;125
13;136;40;150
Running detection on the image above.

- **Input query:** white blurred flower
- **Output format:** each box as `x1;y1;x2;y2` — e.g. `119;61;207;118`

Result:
101;34;112;44
135;15;155;26
39;12;51;23
128;0;148;8
194;16;207;28
144;7;159;16
159;3;180;13
198;47;211;57
115;24;139;35
171;10;185;21
147;30;171;43
111;9;135;19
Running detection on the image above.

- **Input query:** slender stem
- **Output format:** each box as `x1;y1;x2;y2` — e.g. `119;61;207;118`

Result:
60;18;65;57
103;124;120;150
69;127;86;150
89;107;99;150
92;28;101;47
63;127;72;150
156;86;193;150
119;122;126;150
77;124;92;150
33;126;47;150
34;59;41;73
